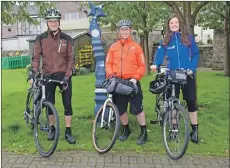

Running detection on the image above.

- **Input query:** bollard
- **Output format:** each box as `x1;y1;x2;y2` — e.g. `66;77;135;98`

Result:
88;2;108;116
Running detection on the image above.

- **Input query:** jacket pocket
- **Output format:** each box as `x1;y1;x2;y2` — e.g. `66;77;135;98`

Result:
58;40;67;55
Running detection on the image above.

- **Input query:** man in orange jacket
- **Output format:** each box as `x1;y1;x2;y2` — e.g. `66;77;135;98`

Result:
105;19;147;145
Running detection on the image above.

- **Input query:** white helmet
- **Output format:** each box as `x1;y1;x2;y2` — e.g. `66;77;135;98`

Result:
116;19;132;28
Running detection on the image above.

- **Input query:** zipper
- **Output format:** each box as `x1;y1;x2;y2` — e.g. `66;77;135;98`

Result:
120;44;124;78
175;33;181;68
58;40;63;54
127;45;130;62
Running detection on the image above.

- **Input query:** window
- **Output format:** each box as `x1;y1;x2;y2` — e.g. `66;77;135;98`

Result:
64;12;80;20
17;17;42;35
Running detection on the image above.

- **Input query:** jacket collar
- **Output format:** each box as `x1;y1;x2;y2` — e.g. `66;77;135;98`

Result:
119;36;132;45
47;28;61;38
172;31;181;38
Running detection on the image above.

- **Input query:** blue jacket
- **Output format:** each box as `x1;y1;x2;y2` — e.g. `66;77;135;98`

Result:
153;32;200;71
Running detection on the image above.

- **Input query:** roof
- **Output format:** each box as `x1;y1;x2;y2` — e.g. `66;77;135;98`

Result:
69;31;91;39
27;30;91;42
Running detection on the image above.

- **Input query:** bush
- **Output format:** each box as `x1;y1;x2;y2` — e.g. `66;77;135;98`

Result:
79;67;90;75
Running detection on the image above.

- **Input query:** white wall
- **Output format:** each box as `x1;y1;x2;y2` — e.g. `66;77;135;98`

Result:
194;25;214;44
2;36;33;51
60;18;90;30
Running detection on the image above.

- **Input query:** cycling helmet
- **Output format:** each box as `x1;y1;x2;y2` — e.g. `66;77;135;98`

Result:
45;7;61;20
116;19;132;28
149;77;167;94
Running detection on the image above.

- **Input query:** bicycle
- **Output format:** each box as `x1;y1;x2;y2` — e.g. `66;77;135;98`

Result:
24;72;68;157
149;66;190;160
92;91;120;154
92;77;139;154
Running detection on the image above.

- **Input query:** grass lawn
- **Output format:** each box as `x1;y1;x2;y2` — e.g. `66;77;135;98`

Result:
2;68;229;156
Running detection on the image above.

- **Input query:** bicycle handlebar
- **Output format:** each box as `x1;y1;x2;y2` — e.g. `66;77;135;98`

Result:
154;67;194;79
36;78;68;92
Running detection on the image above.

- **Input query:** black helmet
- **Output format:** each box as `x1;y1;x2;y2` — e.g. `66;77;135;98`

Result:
149;77;167;94
45;7;61;20
116;19;132;28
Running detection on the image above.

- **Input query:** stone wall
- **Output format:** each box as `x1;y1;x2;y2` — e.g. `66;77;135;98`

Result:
212;29;225;70
197;45;213;68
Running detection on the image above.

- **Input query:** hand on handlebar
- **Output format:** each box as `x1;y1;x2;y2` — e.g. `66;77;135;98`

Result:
186;69;194;79
150;65;157;72
28;70;40;85
60;77;69;92
129;78;137;84
108;74;116;79
186;69;193;75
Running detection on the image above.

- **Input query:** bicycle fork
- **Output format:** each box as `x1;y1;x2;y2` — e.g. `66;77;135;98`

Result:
100;98;113;128
168;84;180;139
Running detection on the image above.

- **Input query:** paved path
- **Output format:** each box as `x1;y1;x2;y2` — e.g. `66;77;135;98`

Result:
2;150;229;168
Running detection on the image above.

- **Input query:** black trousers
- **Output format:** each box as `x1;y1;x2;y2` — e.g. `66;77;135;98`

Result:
45;72;73;116
168;74;198;112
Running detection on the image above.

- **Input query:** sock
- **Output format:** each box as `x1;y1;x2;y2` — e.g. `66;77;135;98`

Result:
140;125;146;129
50;125;55;130
123;124;129;129
65;127;71;134
191;124;199;130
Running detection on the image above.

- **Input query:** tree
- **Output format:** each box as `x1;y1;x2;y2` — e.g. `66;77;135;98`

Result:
82;2;172;75
1;1;54;25
164;2;209;35
197;2;230;76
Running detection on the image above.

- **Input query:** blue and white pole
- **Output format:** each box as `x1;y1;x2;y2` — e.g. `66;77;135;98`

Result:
88;2;107;116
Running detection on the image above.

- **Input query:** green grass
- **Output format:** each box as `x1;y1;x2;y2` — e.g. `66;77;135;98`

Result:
2;68;229;156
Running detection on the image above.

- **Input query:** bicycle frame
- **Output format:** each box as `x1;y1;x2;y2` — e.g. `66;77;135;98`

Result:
154;74;181;125
25;73;67;128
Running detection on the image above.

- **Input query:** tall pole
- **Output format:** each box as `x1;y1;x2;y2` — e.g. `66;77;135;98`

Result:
88;2;108;115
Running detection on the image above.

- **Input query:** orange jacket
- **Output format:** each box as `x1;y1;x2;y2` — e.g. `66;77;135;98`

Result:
105;37;146;80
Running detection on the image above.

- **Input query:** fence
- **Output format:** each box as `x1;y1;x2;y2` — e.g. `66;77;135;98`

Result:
1;56;31;69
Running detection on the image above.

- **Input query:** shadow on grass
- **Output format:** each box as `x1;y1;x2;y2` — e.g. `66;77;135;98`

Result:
8;123;20;134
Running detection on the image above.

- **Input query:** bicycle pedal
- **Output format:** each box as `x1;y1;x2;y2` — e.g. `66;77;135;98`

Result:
150;120;159;124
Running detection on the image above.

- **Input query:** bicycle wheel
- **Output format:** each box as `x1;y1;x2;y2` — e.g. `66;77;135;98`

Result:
92;102;120;154
162;103;189;160
24;88;35;130
34;101;59;157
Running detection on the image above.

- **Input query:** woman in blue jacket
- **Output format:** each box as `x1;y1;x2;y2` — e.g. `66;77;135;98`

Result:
150;15;200;144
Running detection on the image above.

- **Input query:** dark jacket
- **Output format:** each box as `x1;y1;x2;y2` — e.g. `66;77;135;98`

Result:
32;29;74;79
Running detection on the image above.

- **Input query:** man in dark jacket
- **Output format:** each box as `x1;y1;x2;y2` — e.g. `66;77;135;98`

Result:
30;8;76;144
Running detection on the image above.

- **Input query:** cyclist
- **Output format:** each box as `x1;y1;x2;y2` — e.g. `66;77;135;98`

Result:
150;15;200;144
29;8;76;144
105;19;148;145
